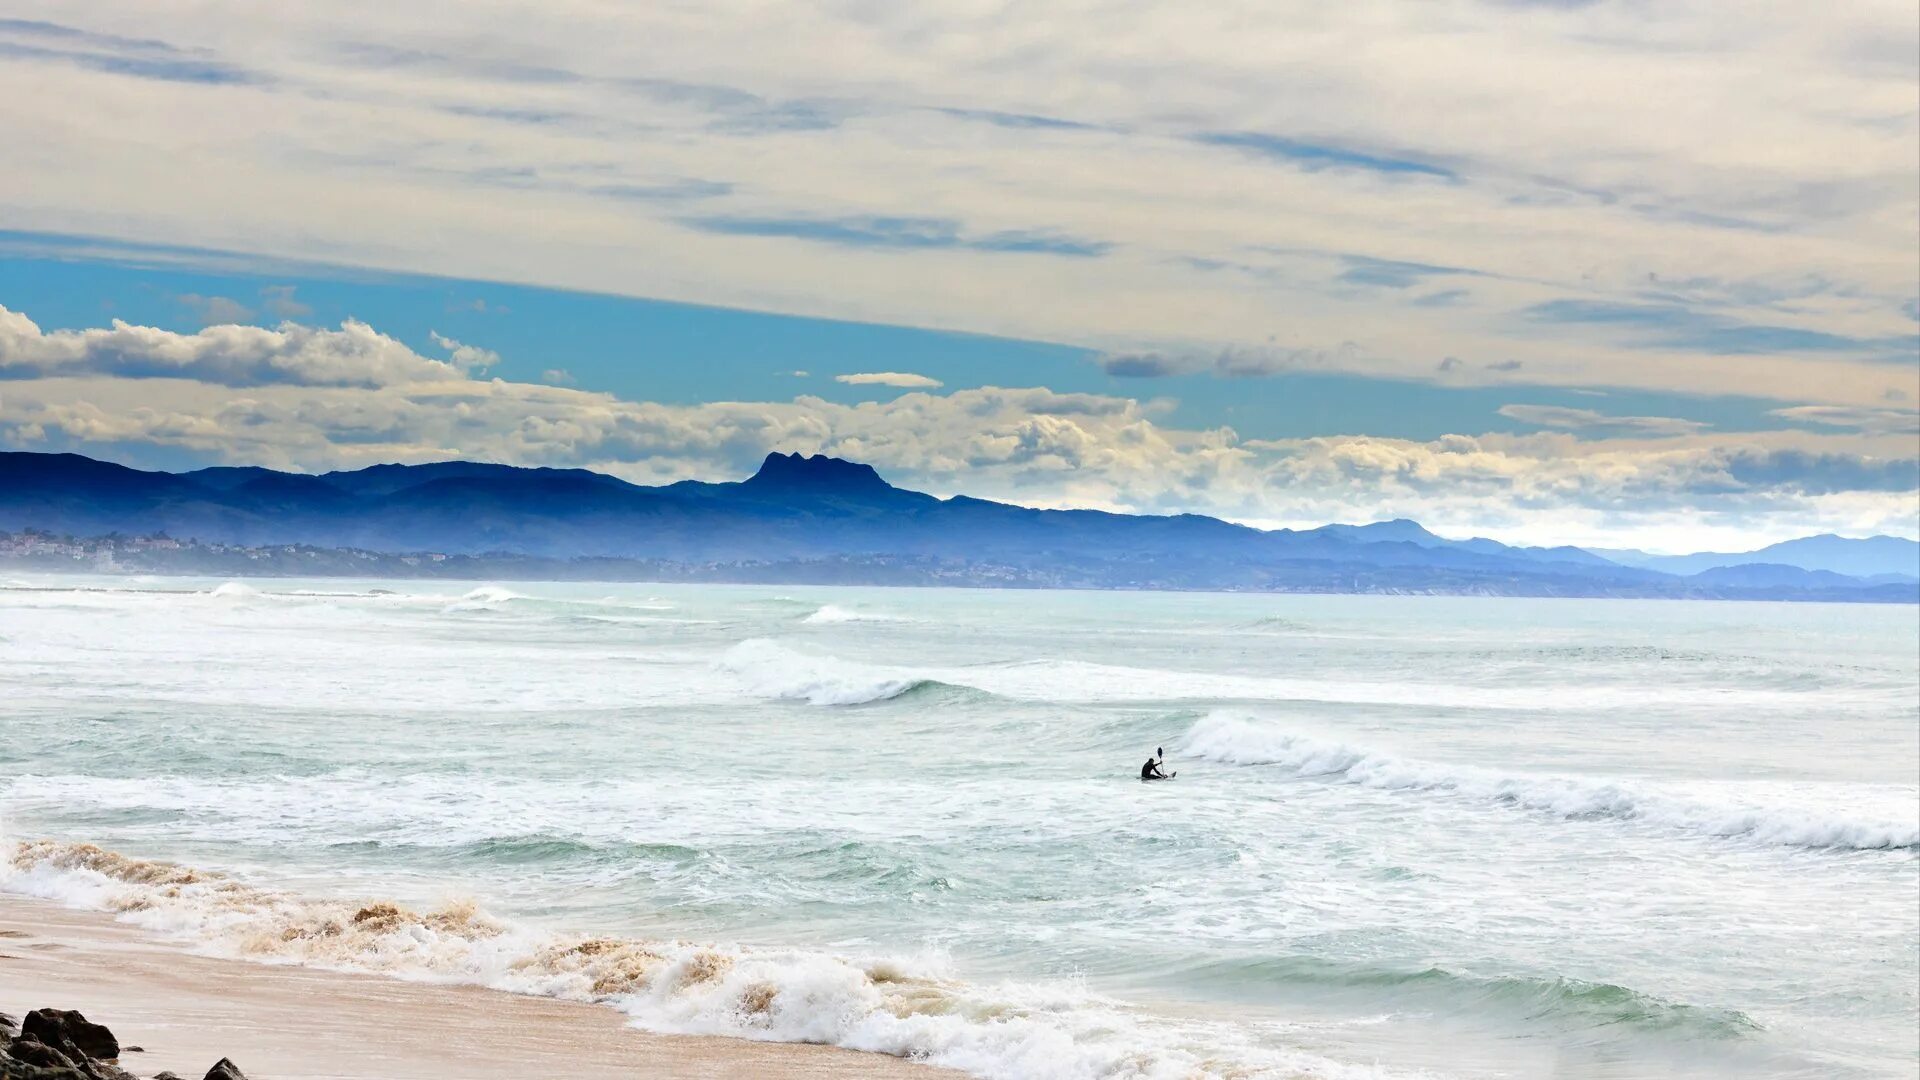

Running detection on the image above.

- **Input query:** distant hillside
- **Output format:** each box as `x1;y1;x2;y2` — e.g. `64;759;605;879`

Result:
1594;534;1920;580
0;450;1912;602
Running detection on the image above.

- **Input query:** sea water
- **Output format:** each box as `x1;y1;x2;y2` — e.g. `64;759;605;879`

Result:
0;576;1914;1079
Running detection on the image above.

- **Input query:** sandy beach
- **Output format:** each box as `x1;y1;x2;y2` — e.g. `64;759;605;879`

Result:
0;894;954;1080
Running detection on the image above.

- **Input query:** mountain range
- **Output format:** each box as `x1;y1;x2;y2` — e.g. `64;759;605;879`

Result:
1;450;1914;601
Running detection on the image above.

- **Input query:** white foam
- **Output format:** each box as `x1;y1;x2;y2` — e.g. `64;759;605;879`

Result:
1183;713;1920;851
719;638;926;706
802;604;903;625
206;581;262;600
0;840;1420;1080
441;585;526;612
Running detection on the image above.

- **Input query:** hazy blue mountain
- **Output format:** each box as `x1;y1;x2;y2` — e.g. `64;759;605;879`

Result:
1601;534;1920;580
1321;519;1621;568
1318;519;1447;546
0;450;1911;601
1683;563;1884;590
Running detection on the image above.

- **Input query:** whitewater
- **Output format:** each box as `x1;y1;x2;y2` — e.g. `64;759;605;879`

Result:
2;578;1916;1079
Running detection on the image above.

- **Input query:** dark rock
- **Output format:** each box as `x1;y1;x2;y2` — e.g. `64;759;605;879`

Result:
7;1038;79;1069
1;1053;90;1080
0;1012;16;1039
81;1060;136;1080
3;1037;86;1078
201;1062;246;1080
20;1013;117;1062
152;1074;184;1080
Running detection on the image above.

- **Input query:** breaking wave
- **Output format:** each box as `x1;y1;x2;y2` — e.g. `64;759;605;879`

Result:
719;639;956;706
1183;713;1920;851
0;840;1415;1080
441;585;527;612
802;604;904;625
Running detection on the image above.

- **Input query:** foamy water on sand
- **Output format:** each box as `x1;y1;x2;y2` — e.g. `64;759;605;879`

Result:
2;577;1916;1079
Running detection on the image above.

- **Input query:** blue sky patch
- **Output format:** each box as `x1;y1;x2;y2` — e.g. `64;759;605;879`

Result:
1196;132;1456;180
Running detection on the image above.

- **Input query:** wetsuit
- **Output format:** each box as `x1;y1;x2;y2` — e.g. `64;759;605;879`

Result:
1141;758;1166;780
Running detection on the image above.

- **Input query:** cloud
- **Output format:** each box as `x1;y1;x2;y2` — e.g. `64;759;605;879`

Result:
1097;342;1362;379
1337;256;1473;289
681;215;1111;257
2;306;1913;551
1771;405;1920;436
258;285;311;318
1100;352;1198;378
429;331;500;373
932;108;1099;132
593;179;734;201
1;1;1917;420
1498;403;1708;436
835;371;944;389
1520;299;1914;356
0;21;261;85
176;293;254;326
0;305;465;388
541;368;575;385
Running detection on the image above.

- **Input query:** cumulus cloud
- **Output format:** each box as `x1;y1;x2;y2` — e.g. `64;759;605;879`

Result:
429;331;501;373
1498;404;1708;436
0;305;466;388
835;371;943;388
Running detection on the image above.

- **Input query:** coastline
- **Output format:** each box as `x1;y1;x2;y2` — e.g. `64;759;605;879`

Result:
0;894;956;1080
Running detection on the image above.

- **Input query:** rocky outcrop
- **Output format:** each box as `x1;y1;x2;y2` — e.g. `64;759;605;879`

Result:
0;1006;245;1080
20;1013;117;1062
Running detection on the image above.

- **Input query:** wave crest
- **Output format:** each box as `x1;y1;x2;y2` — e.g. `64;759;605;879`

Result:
801;604;902;625
442;585;526;612
719;639;940;706
1183;713;1920;851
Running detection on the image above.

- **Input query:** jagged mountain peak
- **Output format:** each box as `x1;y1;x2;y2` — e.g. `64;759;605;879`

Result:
743;452;892;494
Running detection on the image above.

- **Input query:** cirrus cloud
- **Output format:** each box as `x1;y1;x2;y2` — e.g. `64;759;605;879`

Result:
1497;403;1709;437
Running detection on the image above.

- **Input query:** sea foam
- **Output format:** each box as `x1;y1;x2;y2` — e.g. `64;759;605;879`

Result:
801;604;903;625
0;839;1418;1080
1183;712;1920;851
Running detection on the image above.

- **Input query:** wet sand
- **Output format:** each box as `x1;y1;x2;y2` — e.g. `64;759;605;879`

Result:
0;894;955;1079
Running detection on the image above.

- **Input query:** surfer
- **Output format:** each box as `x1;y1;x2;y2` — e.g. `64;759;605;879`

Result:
1140;749;1172;781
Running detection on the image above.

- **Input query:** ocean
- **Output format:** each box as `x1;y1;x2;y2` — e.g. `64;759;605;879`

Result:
1;575;1915;1079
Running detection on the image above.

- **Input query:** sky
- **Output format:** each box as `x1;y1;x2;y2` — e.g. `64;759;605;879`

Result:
0;1;1915;551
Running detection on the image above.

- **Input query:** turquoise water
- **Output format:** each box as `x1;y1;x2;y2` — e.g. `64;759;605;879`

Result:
2;576;1916;1078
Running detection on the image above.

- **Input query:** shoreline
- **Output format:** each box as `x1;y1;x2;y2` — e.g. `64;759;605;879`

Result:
4;568;1915;607
0;894;956;1080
